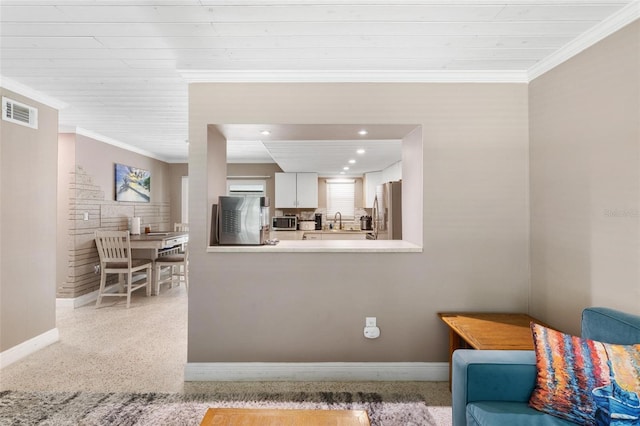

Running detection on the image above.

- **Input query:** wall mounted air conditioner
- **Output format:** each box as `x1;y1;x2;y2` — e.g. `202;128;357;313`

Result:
2;97;38;129
227;180;266;197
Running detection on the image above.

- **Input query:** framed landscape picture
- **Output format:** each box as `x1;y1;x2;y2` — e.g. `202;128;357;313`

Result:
115;163;150;202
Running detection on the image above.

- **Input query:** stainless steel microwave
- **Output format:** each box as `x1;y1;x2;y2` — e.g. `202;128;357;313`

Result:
272;216;297;230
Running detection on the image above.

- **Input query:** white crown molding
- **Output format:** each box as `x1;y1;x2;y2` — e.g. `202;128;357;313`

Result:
0;328;59;369
528;1;640;81
190;0;639;4
179;69;529;84
0;76;67;110
73;127;168;162
184;362;449;382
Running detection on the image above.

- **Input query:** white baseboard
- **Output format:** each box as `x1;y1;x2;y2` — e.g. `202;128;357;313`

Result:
57;289;99;308
56;275;149;309
0;328;59;369
184;362;449;382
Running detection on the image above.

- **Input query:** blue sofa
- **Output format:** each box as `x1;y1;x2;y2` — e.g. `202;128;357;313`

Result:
452;307;640;426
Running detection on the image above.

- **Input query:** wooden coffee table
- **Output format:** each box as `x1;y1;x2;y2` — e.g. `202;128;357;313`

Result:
200;407;371;425
438;312;548;386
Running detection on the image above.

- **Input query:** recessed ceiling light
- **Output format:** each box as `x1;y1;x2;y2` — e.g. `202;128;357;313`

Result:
260;130;271;136
356;149;365;154
343;166;349;170
358;129;368;136
348;159;356;164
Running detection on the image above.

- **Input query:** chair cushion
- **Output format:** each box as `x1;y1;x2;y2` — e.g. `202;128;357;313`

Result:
131;259;153;268
467;402;577;426
105;259;152;269
529;323;640;425
155;255;185;263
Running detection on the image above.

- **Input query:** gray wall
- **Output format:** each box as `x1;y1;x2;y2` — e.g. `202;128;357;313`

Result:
529;21;640;334
1;88;58;352
188;83;530;362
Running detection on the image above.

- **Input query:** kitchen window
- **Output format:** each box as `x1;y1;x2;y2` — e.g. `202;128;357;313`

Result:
326;179;355;220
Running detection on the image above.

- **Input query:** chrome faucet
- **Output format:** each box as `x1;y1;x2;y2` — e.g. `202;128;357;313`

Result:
334;211;342;230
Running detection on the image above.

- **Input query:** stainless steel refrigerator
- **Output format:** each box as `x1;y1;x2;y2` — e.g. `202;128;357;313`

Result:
215;196;270;245
372;181;402;240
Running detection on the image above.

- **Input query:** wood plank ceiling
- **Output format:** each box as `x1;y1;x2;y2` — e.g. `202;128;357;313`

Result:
0;1;636;164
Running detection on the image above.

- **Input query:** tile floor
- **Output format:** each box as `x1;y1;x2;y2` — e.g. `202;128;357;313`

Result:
0;285;452;422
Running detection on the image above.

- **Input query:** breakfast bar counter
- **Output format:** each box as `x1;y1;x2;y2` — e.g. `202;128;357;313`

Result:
207;239;422;253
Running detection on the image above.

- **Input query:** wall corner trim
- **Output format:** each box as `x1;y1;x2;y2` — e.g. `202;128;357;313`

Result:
0;328;59;369
528;1;640;81
184;362;448;382
74;127;169;162
179;69;528;83
0;75;67;110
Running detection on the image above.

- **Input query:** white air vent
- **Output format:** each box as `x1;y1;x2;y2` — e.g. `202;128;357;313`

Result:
2;97;38;129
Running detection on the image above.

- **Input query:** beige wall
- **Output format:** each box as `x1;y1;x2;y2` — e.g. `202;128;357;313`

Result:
529;21;640;334
402;126;423;246
1;89;58;352
75;134;171;204
56;133;76;299
4;20;634;362
56;133;177;298
169;163;188;226
188;83;530;362
227;163;283;218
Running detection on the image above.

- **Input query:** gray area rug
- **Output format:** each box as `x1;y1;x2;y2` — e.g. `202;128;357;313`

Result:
0;390;438;425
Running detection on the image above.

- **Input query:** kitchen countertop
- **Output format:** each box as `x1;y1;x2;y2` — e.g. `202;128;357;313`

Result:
302;229;370;234
207;239;422;253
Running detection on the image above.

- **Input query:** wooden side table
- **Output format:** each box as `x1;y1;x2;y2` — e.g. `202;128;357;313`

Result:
438;312;548;387
200;408;371;425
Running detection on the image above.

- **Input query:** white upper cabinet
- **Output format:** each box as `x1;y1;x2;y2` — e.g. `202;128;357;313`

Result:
275;173;298;207
295;173;319;208
275;172;318;208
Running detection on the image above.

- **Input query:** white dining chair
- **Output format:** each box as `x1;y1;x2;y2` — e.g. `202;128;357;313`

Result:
174;223;189;232
154;243;188;294
172;222;189;254
94;230;153;308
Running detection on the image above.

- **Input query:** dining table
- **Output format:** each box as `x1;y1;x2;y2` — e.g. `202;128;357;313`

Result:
130;231;188;294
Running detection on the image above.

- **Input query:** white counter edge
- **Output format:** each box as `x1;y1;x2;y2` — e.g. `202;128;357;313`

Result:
207;240;422;253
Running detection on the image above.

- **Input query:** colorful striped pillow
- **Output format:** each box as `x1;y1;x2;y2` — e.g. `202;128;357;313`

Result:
529;323;640;425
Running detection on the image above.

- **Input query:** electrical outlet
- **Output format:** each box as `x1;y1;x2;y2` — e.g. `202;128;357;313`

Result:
83;211;89;221
94;264;100;274
364;317;381;339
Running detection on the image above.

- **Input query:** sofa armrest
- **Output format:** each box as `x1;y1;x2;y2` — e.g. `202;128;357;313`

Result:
581;307;640;344
452;349;537;426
